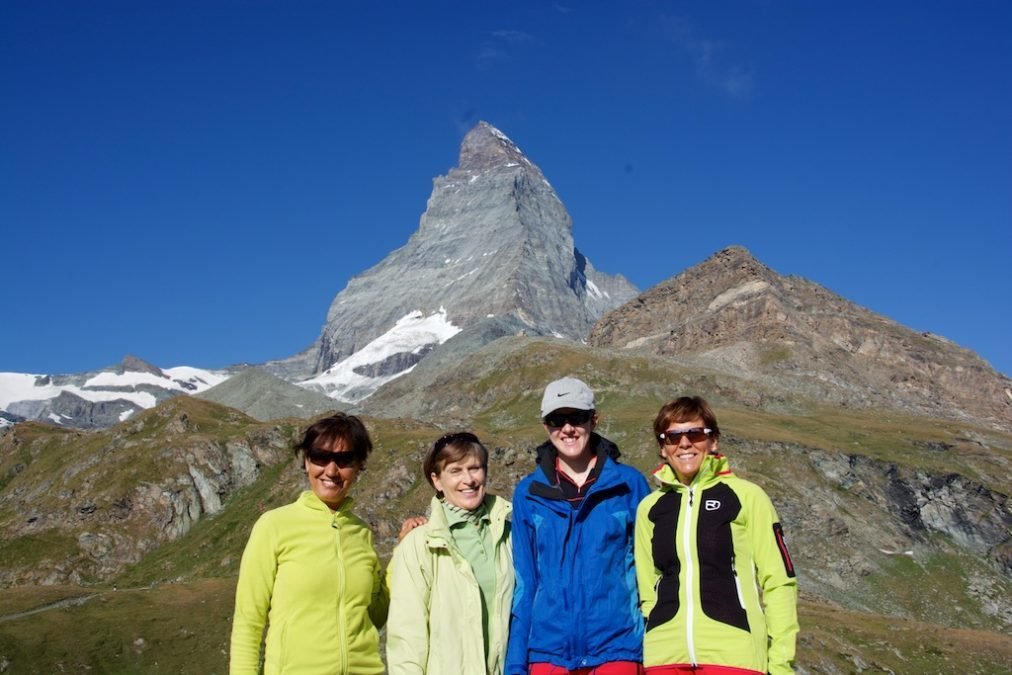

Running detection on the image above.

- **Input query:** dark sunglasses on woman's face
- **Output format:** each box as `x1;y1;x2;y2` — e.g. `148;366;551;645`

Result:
306;448;360;468
543;410;594;428
658;428;713;445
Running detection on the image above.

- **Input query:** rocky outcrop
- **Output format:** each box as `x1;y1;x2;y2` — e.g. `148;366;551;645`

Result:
267;121;637;387
768;444;1012;630
7;390;143;429
589;246;1012;430
0;399;296;586
808;451;1012;577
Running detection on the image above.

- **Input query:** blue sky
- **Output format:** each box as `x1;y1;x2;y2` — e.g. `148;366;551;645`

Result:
3;1;1010;377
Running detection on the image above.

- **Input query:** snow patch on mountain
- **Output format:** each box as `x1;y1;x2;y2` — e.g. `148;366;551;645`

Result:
84;367;227;392
586;279;607;300
0;373;162;409
0;366;229;422
299;308;461;403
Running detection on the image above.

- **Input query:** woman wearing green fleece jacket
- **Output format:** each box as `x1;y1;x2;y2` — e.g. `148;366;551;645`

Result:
386;432;514;675
635;397;798;675
230;413;389;675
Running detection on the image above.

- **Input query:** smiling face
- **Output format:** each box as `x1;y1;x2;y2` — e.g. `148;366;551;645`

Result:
660;417;718;486
543;407;598;469
431;451;487;511
304;440;362;510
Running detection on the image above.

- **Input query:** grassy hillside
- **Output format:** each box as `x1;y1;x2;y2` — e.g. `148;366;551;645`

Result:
1;338;1010;672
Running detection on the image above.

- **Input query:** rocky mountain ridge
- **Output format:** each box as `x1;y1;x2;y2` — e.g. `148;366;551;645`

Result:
589;246;1012;431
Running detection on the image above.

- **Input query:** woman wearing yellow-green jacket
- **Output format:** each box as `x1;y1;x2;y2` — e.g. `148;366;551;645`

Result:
386;432;513;675
230;413;389;675
635;397;798;675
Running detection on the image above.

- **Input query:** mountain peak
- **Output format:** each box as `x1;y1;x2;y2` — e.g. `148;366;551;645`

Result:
589;247;1012;429
266;122;638;397
711;244;758;264
117;355;164;377
458;121;533;172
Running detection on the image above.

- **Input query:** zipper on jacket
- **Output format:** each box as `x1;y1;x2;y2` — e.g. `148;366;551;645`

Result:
683;485;697;667
332;512;349;674
566;506;578;662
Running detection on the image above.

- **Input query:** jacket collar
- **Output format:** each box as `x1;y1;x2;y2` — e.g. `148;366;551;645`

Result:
650;452;733;490
424;494;512;550
298;489;355;516
529;434;626;502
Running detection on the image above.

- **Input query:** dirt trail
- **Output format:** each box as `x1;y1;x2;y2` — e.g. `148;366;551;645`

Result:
0;593;97;622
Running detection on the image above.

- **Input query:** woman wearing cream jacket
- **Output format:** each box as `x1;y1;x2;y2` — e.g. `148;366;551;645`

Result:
386;432;513;675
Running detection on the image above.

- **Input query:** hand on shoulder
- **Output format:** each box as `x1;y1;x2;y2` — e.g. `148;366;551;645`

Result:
398;515;428;541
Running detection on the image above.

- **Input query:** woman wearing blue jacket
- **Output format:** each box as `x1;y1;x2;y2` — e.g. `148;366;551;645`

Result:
506;377;650;675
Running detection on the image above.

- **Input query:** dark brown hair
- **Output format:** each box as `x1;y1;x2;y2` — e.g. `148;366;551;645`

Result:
653;396;721;447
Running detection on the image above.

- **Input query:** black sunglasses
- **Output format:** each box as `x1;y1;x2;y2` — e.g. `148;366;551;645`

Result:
543;410;594;428
658;428;713;445
306;448;361;468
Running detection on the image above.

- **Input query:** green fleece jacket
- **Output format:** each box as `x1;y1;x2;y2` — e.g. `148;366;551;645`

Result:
635;455;798;675
230;491;388;675
386;494;513;675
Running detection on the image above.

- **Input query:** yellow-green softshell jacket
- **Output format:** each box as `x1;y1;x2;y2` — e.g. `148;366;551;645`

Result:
386;494;513;675
635;455;798;675
230;491;389;674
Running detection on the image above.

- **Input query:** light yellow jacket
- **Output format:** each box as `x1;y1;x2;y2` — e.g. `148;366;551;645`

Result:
386;494;513;675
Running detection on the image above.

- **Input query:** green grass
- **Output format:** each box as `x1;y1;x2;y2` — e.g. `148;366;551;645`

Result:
859;544;1012;632
798;601;1012;674
0;530;80;576
0;579;235;675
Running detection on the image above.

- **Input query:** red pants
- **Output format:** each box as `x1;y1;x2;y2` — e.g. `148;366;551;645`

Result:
530;661;643;675
644;665;762;675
